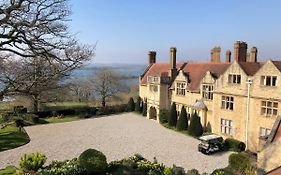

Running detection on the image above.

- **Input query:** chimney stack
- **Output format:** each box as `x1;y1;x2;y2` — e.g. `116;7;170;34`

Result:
234;41;248;62
148;51;156;66
226;50;231;63
249;47;258;62
169;47;177;80
211;47;221;62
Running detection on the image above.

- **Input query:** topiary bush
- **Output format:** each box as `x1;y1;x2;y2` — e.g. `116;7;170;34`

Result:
168;103;177;127
186;169;200;175
135;96;142;113
142;103;147;116
188;112;203;137
176;106;188;131
224;138;246;152
39;158;86;175
228;153;250;173
159;109;169;124
19;152;47;173
127;97;135;112
78;148;108;175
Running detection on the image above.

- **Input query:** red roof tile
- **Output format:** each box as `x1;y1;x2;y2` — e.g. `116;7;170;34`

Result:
182;62;230;91
272;61;281;72
267;166;281;175
238;62;263;76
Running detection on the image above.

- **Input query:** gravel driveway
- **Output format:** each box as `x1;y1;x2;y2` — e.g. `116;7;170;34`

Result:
0;113;230;173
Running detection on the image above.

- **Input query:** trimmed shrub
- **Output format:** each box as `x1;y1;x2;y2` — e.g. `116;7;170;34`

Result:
188;112;203;137
127;97;135;112
169;165;186;175
142;103;147;116
224;138;246;152
19;152;47;173
96;104;127;116
168;103;177;127
186;169;200;175
15;118;24;128
78;149;108;175
135;96;142;113
211;168;232;175
40;159;86;175
176;106;188;131
159;109;169;124
14;106;27;114
229;153;250;172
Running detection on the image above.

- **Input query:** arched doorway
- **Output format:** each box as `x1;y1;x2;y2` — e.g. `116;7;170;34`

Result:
149;107;157;120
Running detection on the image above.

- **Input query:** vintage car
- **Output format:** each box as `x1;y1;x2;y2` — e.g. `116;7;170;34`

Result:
198;134;224;155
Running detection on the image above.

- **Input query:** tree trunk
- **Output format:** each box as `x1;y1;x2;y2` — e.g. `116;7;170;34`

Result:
32;94;40;112
102;97;106;107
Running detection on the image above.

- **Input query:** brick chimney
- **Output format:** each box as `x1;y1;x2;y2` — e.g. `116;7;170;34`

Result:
226;50;231;63
169;47;177;80
234;41;248;62
249;47;258;62
148;51;156;66
211;47;221;62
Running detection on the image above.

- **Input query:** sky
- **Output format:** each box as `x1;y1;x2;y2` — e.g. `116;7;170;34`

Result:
69;0;281;64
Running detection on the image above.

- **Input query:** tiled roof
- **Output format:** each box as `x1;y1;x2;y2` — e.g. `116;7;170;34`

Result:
272;61;281;72
238;62;263;76
181;62;230;91
140;63;185;85
266;116;281;144
267;166;281;175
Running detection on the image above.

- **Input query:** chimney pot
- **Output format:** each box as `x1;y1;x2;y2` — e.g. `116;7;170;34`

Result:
148;51;156;66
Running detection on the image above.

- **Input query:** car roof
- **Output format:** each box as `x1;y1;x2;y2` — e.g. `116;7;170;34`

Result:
199;134;222;141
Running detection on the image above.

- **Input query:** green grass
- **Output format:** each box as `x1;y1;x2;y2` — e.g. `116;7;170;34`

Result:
0;126;30;152
39;116;81;124
44;102;90;107
0;166;17;175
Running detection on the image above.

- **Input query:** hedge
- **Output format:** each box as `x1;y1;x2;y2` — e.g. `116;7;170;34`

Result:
224;138;246;152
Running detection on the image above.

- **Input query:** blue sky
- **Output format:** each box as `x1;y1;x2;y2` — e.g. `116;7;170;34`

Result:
69;0;281;64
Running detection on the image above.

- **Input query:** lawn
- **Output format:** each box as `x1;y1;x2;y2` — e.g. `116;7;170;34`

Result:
0;126;30;152
39;116;81;124
0;166;16;175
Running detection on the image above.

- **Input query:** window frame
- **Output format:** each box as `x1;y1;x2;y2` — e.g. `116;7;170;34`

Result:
149;84;158;92
228;74;241;84
259;127;271;137
176;82;186;96
221;96;234;110
202;84;214;100
261;100;278;116
261;76;277;86
220;118;233;135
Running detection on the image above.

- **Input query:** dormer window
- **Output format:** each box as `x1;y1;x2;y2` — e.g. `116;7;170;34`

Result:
176;82;186;96
148;76;159;84
228;74;241;84
261;76;277;86
202;84;213;100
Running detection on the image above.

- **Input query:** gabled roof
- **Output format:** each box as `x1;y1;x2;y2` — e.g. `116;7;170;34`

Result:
181;62;230;91
238;62;263;76
140;63;184;85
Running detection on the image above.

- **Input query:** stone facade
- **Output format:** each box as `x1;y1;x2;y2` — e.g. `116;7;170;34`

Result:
139;41;281;153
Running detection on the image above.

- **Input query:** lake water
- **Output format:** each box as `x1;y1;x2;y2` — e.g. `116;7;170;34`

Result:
71;64;147;85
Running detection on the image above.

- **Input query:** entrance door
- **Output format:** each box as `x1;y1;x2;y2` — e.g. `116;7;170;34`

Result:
149;107;157;120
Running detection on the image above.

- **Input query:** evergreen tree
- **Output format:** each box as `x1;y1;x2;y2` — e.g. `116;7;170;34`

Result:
168;103;177;127
176;106;188;131
159;109;169;124
127;97;135;111
135;96;142;113
188;112;203;137
142;102;147;116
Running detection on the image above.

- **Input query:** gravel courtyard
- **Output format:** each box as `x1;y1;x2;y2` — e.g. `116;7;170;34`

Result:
0;113;230;173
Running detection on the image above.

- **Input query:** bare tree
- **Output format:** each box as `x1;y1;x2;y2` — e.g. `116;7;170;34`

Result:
68;77;93;102
91;69;124;107
0;0;95;111
0;45;93;112
0;0;75;60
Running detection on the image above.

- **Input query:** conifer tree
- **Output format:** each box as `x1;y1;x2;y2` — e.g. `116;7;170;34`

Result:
135;96;142;113
176;106;188;131
168;103;177;127
188;112;203;137
127;97;135;112
142;102;147;116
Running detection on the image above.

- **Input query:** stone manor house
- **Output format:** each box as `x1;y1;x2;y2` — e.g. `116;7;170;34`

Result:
139;41;281;154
